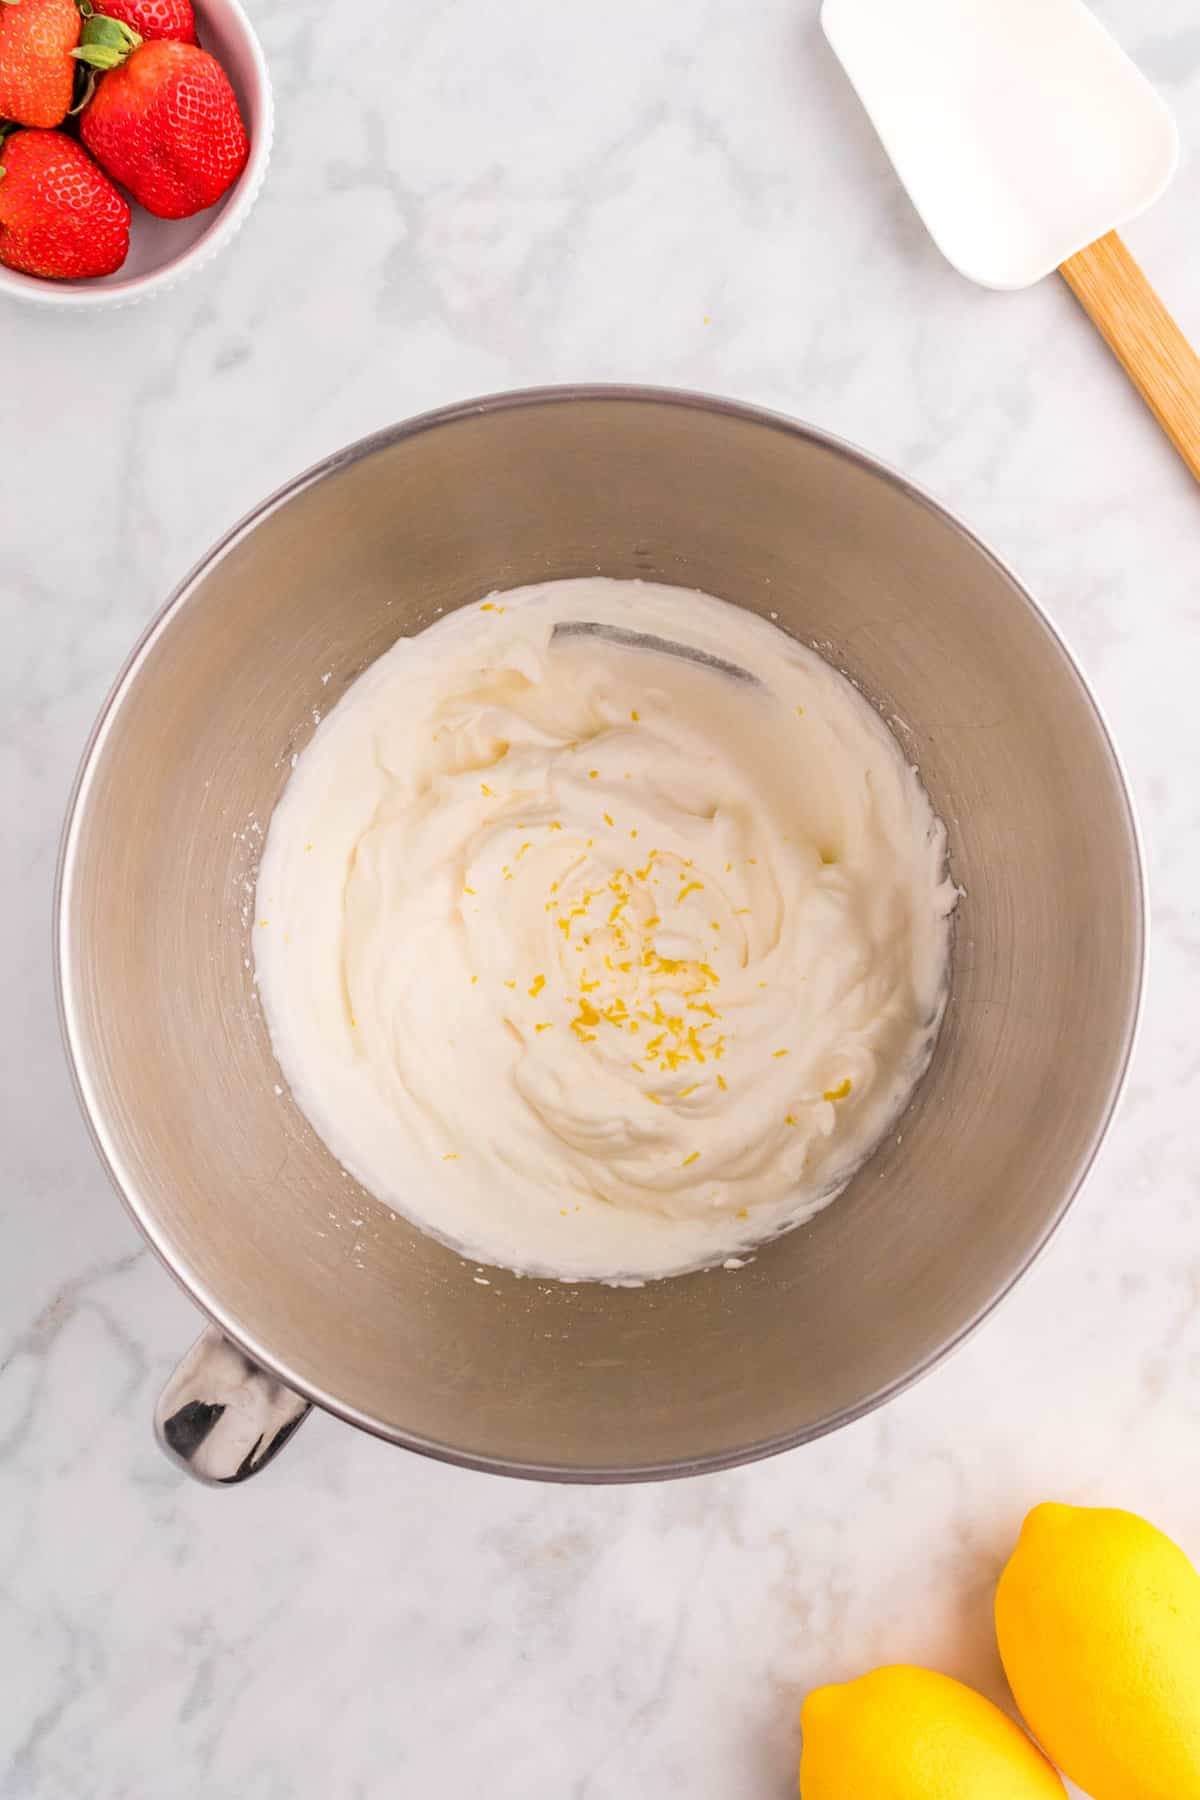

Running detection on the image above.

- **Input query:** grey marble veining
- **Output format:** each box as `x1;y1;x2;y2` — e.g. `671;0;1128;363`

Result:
4;0;1200;1793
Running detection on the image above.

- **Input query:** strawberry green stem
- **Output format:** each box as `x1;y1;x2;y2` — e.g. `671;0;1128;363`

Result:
72;11;142;71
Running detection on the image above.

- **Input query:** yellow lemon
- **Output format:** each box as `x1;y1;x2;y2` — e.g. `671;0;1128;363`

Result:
996;1502;1200;1800
799;1664;1065;1798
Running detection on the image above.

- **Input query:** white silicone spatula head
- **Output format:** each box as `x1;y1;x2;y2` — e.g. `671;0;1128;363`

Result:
822;0;1200;484
822;0;1178;292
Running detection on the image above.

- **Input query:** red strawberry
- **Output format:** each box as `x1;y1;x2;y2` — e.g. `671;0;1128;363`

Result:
0;127;130;278
0;0;80;128
76;19;249;219
90;0;197;45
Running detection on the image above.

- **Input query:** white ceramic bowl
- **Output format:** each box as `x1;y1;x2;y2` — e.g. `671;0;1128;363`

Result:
0;0;272;309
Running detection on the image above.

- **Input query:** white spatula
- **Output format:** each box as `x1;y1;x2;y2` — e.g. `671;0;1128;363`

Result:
823;0;1200;482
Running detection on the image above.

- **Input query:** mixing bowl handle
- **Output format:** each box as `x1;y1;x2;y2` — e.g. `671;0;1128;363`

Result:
154;1325;312;1484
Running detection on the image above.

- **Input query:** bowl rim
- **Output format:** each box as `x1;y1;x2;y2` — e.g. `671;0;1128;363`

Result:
54;383;1149;1482
0;0;273;309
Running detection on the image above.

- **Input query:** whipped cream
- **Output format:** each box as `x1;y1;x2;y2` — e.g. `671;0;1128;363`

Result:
255;579;956;1281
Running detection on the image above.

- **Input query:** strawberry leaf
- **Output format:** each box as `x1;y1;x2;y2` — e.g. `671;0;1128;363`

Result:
72;12;141;68
68;65;97;112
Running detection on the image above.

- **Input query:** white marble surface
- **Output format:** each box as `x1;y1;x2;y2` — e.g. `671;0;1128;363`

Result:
5;0;1200;1793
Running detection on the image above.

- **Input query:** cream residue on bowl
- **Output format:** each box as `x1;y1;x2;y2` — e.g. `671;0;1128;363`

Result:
254;579;957;1281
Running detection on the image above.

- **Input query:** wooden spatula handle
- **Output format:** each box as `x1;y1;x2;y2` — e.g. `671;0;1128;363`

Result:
1059;232;1200;484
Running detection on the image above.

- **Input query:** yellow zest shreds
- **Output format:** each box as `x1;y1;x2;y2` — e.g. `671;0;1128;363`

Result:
479;602;504;613
647;1093;662;1105
480;783;494;797
717;1073;728;1091
682;1151;700;1167
679;1084;698;1098
677;882;703;903
443;1152;458;1160
350;1016;357;1028
630;709;639;721
824;1078;852;1102
258;919;269;927
796;705;804;717
504;980;516;990
463;885;476;895
736;1207;748;1220
535;1022;554;1033
529;973;546;996
630;829;639;839
305;843;313;852
785;1113;798;1127
589;770;599;779
773;1049;789;1059
549;820;563;831
538;853;731;1076
603;813;614;827
471;975;478;985
517;841;532;858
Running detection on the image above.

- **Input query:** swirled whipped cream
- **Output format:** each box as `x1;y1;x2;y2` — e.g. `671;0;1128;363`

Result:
255;579;955;1281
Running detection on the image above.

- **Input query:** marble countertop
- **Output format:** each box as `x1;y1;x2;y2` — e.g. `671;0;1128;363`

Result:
6;0;1200;1793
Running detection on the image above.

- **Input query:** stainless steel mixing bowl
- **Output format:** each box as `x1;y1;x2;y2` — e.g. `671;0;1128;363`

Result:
56;387;1145;1484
